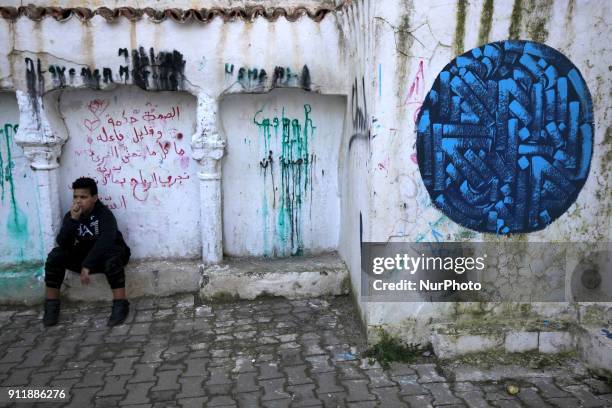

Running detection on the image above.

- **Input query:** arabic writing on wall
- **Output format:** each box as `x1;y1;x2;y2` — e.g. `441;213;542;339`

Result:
75;98;191;210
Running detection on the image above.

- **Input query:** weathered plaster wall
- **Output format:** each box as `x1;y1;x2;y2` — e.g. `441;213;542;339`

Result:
361;0;611;344
220;89;344;257
0;92;46;302
54;87;200;259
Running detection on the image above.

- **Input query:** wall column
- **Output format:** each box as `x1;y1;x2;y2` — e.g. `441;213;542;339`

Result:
14;91;66;255
192;93;226;264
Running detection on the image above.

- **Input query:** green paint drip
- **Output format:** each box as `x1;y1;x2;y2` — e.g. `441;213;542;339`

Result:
1;123;29;263
478;0;494;45
454;0;467;55
509;0;523;40
254;105;315;256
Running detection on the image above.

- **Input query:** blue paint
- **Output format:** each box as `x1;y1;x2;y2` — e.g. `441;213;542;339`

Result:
416;41;593;233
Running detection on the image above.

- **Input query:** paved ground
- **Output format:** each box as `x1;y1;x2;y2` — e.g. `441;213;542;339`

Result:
0;294;611;407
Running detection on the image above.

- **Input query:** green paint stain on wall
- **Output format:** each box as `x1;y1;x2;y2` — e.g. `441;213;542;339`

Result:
454;0;468;55
254;105;316;256
478;0;494;45
509;0;523;40
1;122;30;265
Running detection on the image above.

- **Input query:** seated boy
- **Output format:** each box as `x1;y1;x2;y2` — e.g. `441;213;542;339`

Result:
43;177;131;327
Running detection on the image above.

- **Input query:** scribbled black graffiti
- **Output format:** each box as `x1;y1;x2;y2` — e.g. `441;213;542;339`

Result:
48;65;66;87
301;65;311;91
351;76;368;131
81;67;101;89
24;57;44;97
22;46;187;94
348;76;371;151
131;47;186;91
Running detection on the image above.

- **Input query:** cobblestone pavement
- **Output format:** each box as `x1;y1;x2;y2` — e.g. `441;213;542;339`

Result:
0;294;611;407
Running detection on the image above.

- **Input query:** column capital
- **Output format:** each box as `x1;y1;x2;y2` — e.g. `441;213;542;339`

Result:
13;90;66;170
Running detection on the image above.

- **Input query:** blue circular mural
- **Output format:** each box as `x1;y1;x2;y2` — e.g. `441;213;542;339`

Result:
416;40;594;234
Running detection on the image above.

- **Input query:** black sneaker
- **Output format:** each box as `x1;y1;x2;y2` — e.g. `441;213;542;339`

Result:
43;299;60;327
107;299;130;327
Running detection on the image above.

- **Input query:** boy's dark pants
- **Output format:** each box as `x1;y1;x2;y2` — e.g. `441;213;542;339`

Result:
45;246;129;290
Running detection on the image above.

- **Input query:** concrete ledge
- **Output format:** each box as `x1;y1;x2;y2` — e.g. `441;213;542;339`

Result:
505;331;539;353
62;258;202;301
539;331;574;353
432;331;504;359
199;252;350;300
575;326;612;377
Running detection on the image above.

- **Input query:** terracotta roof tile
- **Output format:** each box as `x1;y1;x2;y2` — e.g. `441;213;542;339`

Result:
0;4;347;23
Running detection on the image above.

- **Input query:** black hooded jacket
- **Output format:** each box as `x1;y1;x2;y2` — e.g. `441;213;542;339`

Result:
56;200;130;269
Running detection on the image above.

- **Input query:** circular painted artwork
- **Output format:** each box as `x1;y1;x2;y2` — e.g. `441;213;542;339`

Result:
416;40;594;234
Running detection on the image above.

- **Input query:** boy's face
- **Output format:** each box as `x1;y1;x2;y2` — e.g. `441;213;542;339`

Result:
73;188;97;215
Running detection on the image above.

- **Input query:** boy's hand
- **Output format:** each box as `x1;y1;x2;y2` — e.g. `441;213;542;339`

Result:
70;202;82;220
80;267;90;285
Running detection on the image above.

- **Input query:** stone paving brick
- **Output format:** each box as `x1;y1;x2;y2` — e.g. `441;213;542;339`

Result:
151;368;181;391
120;381;155;405
547;396;584;407
258;362;285;380
402;393;434;407
108;357;139;376
312;372;344;394
94;395;122;407
423;382;463;405
175;377;206;398
370;386;406;407
97;375;132;396
362;368;396;388
74;368;109;388
235;391;260;407
208;395;237;406
177;396;209;408
414;363;445;383
262;399;292;408
305;355;335;373
395;375;429;396
260;378;291;401
283;364;313;386
583;378;612;395
529;377;571;398
234;371;259;392
149;389;178;401
490;400;524;408
128;363;159;385
455;390;491;408
64;386;101;408
2;367;34;386
341;379;376;402
517;387;554;407
565;384;607;407
286;383;321;406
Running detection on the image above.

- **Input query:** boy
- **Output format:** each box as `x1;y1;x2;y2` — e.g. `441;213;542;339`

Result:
43;177;131;327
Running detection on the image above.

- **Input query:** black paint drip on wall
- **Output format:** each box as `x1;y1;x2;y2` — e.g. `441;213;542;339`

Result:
131;47;186;91
301;65;311;91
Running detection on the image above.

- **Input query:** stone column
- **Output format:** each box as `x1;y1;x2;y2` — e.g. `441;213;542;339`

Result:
192;93;226;264
14;91;66;255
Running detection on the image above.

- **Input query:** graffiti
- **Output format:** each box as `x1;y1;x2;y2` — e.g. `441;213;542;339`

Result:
74;99;191;207
402;59;426;123
416;40;593;234
253;104;317;256
0;122;29;256
24;47;186;93
225;63;311;91
348;76;370;152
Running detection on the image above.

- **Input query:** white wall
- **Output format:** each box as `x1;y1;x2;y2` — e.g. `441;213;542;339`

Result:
56;87;200;259
220;89;344;257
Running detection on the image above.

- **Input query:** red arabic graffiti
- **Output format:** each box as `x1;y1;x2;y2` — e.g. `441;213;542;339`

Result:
76;99;190;208
402;59;426;124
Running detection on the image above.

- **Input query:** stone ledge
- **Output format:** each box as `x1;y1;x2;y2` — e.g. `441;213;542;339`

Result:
62;258;202;302
199;252;350;301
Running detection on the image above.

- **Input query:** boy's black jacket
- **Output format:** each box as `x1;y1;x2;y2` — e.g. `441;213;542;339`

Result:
56;200;130;269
